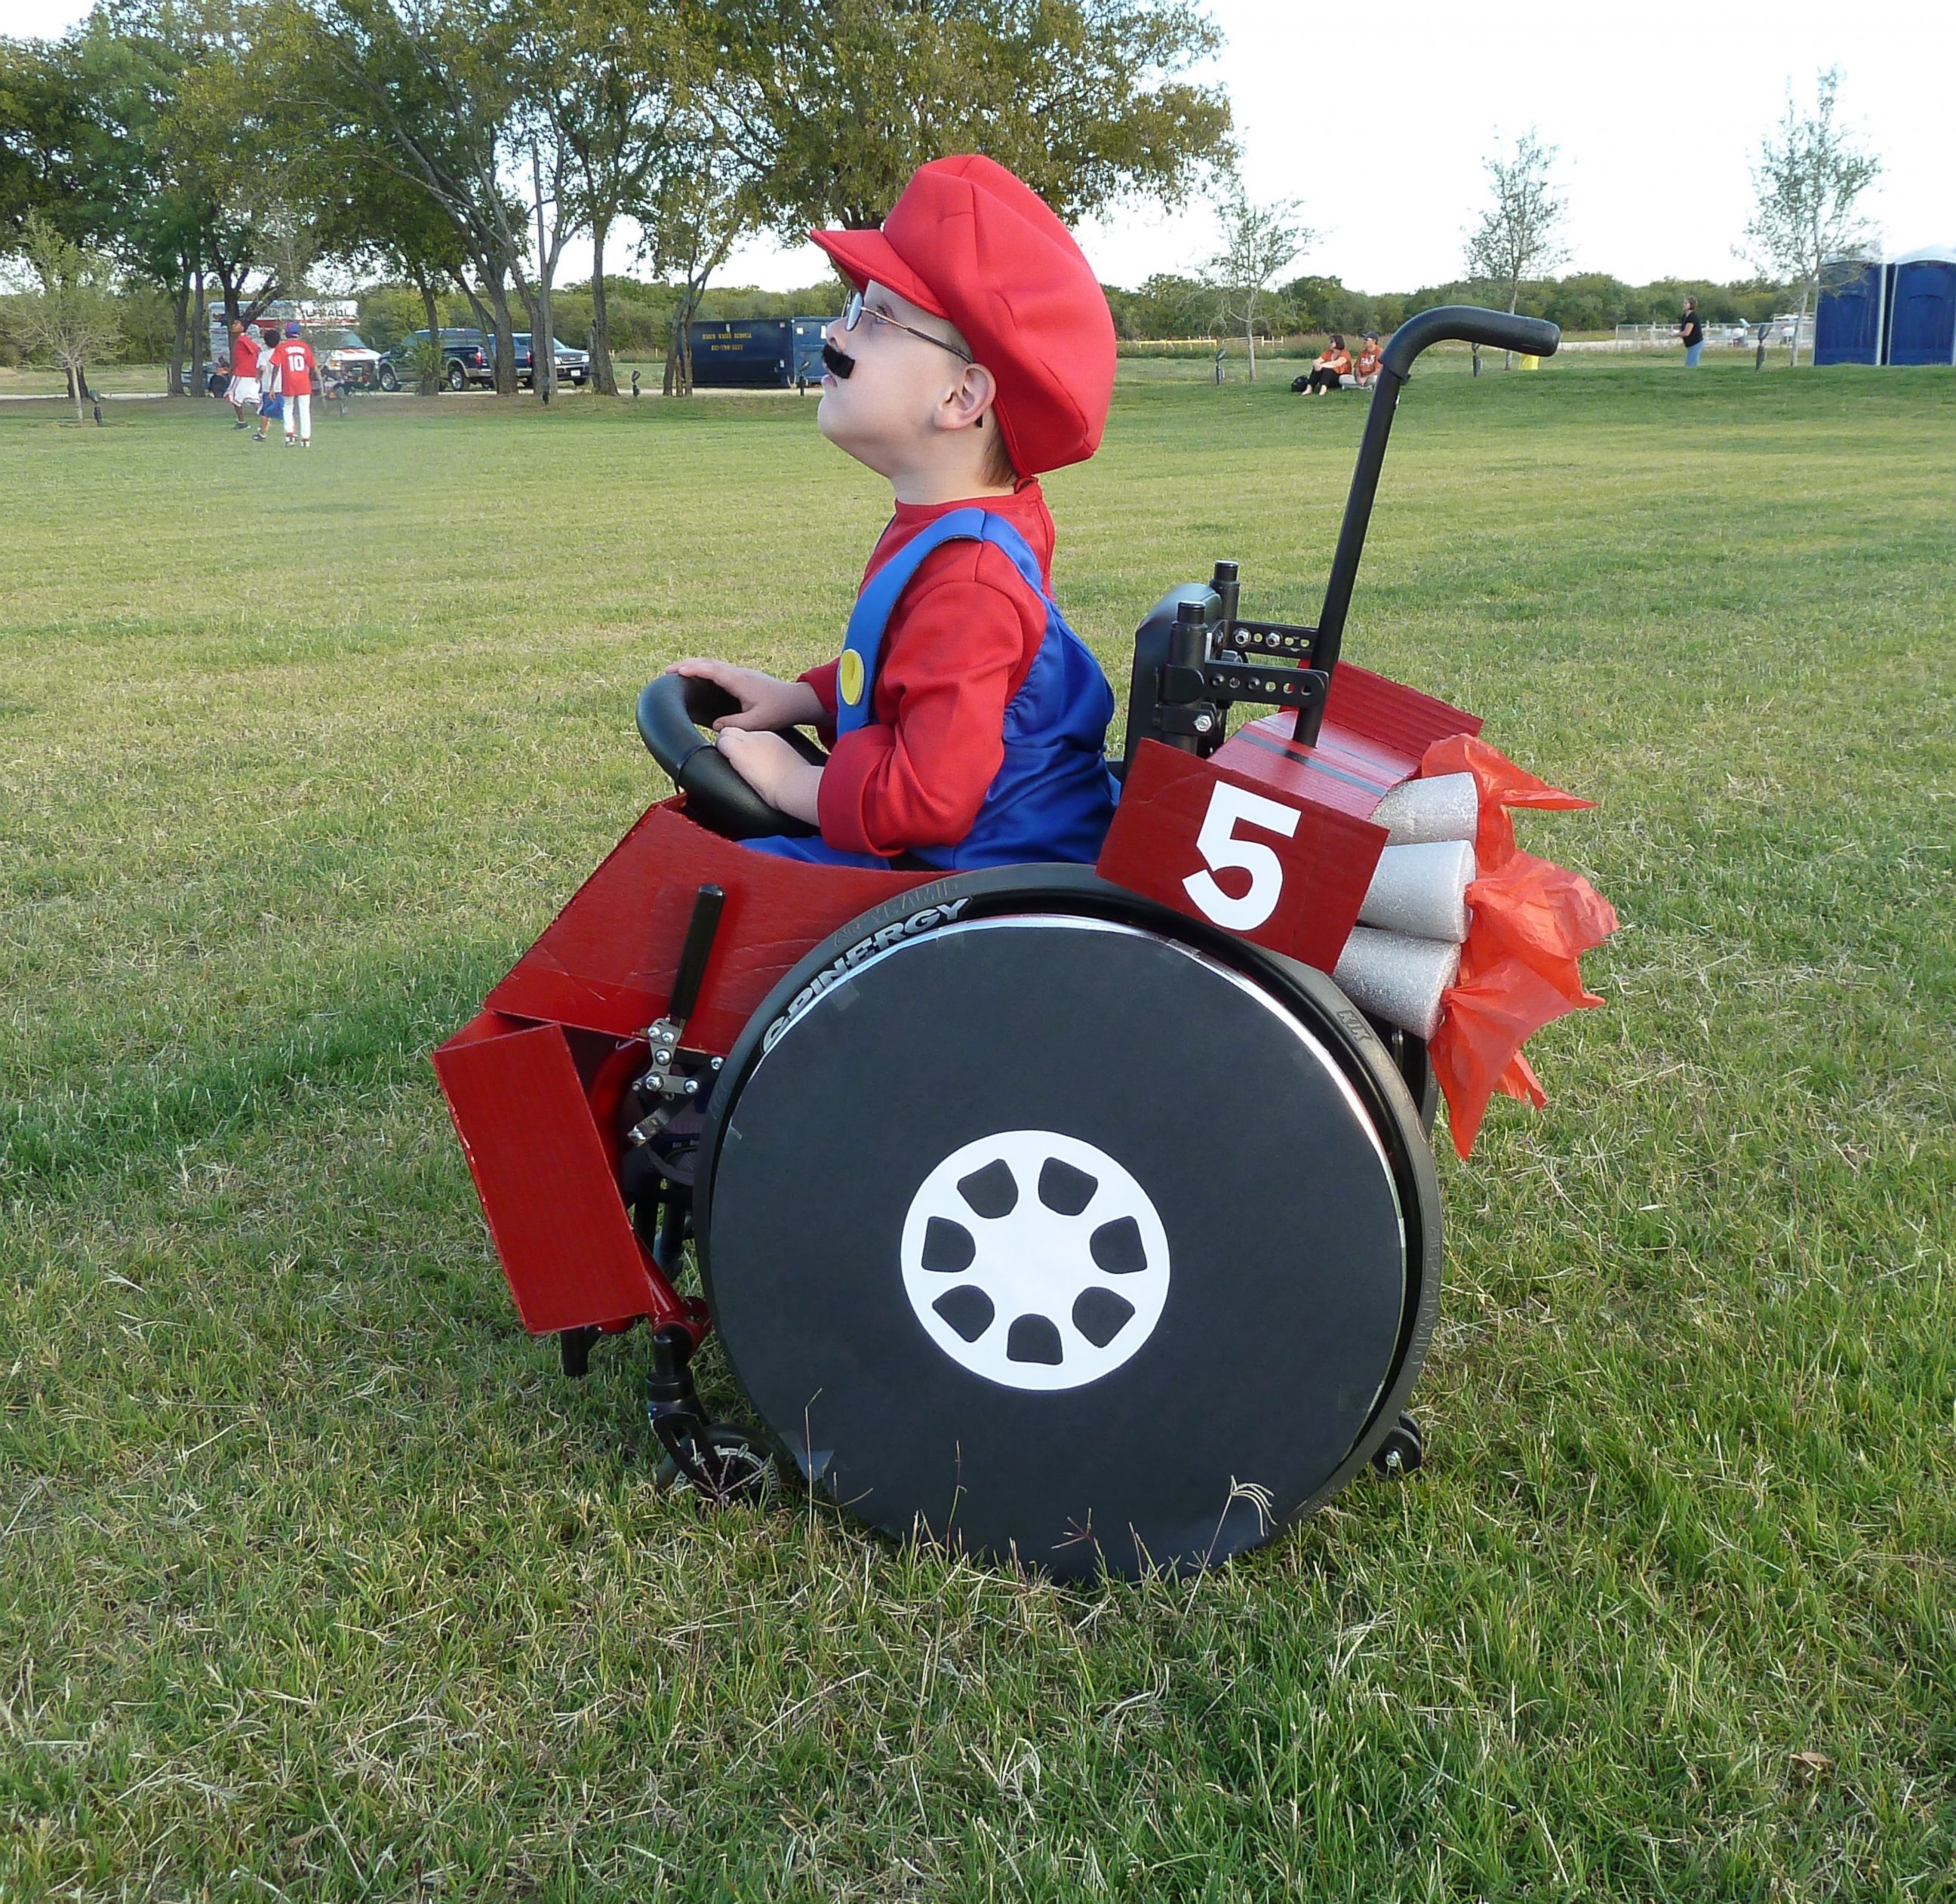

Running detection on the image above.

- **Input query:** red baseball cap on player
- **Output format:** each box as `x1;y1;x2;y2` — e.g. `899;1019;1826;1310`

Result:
810;155;1116;477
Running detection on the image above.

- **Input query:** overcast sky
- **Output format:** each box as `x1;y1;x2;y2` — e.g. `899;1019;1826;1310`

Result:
5;0;1948;294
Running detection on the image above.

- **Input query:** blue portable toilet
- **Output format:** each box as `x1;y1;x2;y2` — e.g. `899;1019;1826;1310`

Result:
1813;258;1890;364
1885;248;1956;366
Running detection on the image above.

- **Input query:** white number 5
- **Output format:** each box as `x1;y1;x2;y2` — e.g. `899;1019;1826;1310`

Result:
1182;782;1301;932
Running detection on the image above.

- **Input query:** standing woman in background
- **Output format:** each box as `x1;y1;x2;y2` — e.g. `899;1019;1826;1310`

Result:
1680;297;1705;368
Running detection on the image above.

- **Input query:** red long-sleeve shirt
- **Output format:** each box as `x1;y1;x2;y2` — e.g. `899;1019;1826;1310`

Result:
799;479;1056;859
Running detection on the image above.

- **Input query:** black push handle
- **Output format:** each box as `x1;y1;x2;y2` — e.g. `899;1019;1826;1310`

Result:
666;883;725;1025
1297;304;1561;744
1379;305;1559;378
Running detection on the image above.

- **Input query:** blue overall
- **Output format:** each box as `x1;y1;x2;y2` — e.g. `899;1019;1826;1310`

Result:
746;509;1118;869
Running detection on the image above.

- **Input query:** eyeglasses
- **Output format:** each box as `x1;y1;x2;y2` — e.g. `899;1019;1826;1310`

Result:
841;291;971;363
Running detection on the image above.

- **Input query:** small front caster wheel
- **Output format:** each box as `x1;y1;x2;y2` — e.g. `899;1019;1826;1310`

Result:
1370;1413;1424;1478
654;1426;782;1507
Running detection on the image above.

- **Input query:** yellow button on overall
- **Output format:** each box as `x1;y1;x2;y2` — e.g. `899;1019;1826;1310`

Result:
839;649;866;706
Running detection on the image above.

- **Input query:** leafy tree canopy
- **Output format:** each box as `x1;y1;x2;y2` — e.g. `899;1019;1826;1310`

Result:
712;0;1232;235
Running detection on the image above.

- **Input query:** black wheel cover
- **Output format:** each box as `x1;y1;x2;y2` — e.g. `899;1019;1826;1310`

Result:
699;870;1441;1579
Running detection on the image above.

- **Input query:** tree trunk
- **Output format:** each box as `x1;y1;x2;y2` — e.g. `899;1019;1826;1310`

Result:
531;144;555;405
1796;277;1815;368
665;287;697;396
1505;278;1520;371
534;276;555;403
68;357;87;423
166;268;188;397
214;260;241;335
589;217;617;395
190;267;206;397
415;271;442;393
485;272;518;397
460;279;492;335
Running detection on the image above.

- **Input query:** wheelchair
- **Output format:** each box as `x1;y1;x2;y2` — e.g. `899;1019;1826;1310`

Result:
435;307;1563;1579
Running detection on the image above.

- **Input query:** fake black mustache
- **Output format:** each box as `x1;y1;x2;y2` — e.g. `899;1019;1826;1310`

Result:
822;340;855;380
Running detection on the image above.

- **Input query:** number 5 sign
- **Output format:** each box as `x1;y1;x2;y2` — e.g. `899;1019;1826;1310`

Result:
1094;740;1387;973
1183;783;1301;930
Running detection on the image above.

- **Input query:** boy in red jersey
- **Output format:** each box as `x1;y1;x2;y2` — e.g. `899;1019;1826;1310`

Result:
272;321;318;447
669;155;1120;869
226;320;260;430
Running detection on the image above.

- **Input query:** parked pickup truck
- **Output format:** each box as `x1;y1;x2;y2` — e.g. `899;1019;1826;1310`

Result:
377;329;494;392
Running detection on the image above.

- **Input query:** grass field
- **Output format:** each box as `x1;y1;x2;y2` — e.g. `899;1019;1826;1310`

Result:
2;353;1951;1902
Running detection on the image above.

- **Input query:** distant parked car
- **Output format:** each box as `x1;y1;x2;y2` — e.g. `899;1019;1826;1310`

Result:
377;328;492;392
548;337;592;386
500;332;592;388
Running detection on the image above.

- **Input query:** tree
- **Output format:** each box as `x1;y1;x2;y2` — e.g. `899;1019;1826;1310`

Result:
1;19;186;394
164;8;338;336
51;4;237;397
271;0;537;394
532;0;689;395
1740;68;1879;368
1465;128;1567;364
638;114;756;395
337;161;472;389
0;35;90;247
712;0;1230;238
1103;271;1209;340
1203;181;1308;380
14;209;121;418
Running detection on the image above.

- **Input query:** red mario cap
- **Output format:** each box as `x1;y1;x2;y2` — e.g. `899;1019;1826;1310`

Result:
810;155;1116;476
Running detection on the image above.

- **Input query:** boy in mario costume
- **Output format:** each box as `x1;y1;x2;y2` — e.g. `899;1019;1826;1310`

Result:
670;155;1120;869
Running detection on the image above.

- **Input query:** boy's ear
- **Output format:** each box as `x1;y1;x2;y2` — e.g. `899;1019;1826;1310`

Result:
938;361;1000;435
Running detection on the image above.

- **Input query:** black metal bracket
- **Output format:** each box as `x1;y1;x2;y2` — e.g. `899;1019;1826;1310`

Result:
1221;619;1318;661
645;1324;716;1487
624;882;728;1143
559;1325;602;1378
1153;700;1224;742
1134;569;1331;760
1198;660;1328;714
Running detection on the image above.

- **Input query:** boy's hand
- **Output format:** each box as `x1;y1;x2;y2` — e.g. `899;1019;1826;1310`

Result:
715;730;824;825
668;659;823;733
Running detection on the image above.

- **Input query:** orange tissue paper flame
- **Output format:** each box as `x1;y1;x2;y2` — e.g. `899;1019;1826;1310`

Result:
1417;737;1618;1157
1421;731;1595;872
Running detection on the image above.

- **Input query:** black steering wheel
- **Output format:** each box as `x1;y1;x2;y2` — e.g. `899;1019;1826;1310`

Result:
636;673;823;841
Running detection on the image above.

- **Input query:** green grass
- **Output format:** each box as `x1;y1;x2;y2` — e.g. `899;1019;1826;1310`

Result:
2;355;1951;1901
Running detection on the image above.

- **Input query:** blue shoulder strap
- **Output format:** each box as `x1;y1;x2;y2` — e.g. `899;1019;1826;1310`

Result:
835;508;1047;736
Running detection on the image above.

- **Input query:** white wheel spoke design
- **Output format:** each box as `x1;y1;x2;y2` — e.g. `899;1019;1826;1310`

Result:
900;1130;1170;1392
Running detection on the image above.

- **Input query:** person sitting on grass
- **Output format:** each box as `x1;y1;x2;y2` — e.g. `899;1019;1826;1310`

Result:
1303;334;1353;395
1352;331;1383;388
668;154;1120;870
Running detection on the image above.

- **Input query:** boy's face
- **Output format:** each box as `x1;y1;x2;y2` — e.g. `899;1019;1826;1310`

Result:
817;279;981;477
